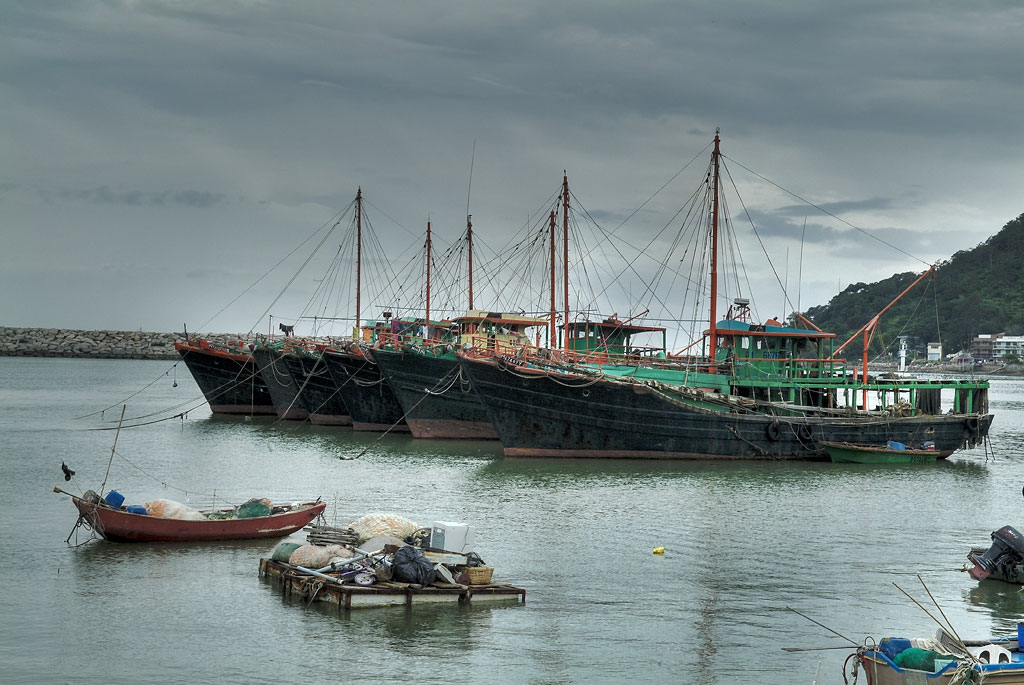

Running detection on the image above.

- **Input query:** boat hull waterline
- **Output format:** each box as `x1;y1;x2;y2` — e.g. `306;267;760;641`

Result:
371;348;498;440
174;341;277;415
459;356;992;460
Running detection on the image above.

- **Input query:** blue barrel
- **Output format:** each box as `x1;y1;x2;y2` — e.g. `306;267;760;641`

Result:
126;505;147;515
104;490;126;509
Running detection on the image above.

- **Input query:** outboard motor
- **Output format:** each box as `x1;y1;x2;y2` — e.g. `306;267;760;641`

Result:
968;526;1024;580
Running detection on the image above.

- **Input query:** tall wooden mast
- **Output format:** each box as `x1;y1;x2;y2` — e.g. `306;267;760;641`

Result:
356;187;362;338
708;131;721;362
562;173;570;350
425;220;432;332
467;214;474;311
549;210;557;346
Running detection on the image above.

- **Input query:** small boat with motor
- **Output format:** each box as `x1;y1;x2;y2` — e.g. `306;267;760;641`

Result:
820;440;943;464
966;525;1024;583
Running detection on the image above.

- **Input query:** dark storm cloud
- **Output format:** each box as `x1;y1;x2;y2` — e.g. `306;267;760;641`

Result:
2;0;1023;331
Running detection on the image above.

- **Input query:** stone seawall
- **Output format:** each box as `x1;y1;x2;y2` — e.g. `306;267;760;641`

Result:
0;327;249;360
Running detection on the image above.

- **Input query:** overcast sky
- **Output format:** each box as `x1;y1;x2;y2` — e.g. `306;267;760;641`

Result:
3;1;1023;340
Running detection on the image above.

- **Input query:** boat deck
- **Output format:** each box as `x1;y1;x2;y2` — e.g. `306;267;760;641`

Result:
259;558;527;610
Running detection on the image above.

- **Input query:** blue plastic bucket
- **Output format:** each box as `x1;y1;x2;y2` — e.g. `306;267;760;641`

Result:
126;505;147;515
104;490;126;509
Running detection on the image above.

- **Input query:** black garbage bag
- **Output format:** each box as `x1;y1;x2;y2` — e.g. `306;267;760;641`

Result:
392;545;435;585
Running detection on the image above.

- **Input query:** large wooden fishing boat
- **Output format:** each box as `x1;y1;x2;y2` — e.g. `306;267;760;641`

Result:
371;311;549;439
278;345;352;426
458;132;992;460
252;343;310;420
322;343;409;432
174;339;277;415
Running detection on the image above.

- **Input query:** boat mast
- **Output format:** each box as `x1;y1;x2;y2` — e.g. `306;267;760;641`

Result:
708;131;721;364
425;220;432;334
356;187;362;339
549;210;557;347
467;214;474;311
562;172;570;350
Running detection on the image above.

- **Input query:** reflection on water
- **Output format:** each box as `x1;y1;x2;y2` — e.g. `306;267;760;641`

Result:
8;360;1024;684
965;580;1024;635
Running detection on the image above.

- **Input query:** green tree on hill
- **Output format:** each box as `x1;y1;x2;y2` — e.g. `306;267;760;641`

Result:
803;213;1024;360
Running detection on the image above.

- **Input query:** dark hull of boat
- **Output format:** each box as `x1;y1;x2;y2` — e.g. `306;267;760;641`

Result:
370;348;498;439
459;356;993;460
279;352;352;426
252;346;309;420
73;497;326;542
321;349;409;432
174;342;276;415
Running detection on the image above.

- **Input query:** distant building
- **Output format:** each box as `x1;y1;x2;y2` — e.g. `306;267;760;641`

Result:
971;333;1006;361
927;342;942;362
993;335;1024;360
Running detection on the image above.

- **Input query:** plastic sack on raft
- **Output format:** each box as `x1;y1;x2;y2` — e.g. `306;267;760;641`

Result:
391;545;436;585
346;513;419;543
144;499;206;520
288;544;354;568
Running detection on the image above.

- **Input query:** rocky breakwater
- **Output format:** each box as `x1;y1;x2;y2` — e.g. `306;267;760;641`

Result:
0;327;249;360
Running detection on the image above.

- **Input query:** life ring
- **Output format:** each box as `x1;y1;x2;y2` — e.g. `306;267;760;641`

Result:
966;416;980;434
766;422;781;441
797;424;812;441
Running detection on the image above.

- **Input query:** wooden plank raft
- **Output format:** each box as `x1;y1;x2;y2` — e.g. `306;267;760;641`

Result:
259;558;527;610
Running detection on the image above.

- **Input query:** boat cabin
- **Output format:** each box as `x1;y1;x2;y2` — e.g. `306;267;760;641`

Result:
361;317;458;345
559;318;667;359
453;310;549;351
711;319;838;380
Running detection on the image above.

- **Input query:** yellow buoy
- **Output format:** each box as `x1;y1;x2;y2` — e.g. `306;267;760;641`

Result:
652;547;665;555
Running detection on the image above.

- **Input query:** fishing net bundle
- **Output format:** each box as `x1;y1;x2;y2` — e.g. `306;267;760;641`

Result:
144;499;206;520
287;544;355;568
346;513;420;543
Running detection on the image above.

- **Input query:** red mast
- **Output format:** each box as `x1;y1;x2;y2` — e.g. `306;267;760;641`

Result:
356;187;362;339
708;131;721;364
562;173;570;350
467;214;474;311
425;220;432;334
549;210;557;346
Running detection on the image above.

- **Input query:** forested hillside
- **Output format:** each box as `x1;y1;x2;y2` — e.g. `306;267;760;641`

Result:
803;213;1024;359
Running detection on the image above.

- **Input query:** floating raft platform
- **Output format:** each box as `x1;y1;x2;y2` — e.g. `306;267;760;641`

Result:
259;558;526;610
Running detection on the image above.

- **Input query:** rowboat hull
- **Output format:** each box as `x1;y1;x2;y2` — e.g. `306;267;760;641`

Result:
821;441;945;464
858;649;1024;684
72;497;326;542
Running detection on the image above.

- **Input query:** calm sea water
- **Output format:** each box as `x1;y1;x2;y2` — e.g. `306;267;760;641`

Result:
2;357;1023;684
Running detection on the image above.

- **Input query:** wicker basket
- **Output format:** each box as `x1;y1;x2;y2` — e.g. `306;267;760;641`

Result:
465;566;494;585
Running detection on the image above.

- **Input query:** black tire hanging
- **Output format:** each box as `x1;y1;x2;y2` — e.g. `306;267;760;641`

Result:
766;421;782;441
798;424;813;441
966;416;980;434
